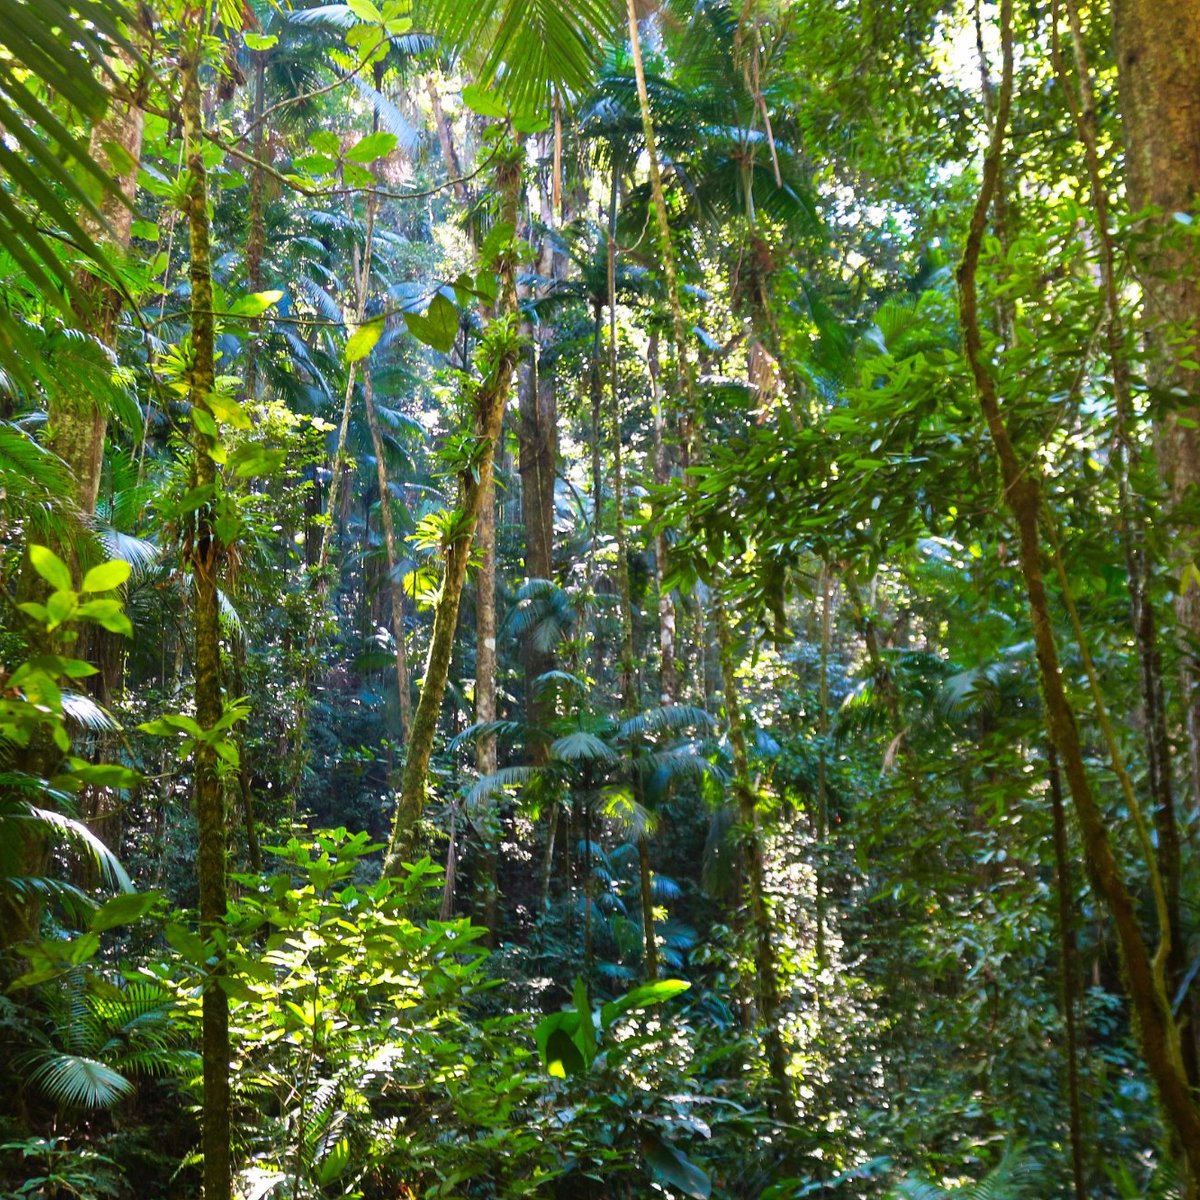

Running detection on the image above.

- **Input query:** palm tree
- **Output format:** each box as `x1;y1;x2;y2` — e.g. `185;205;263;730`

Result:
0;0;137;389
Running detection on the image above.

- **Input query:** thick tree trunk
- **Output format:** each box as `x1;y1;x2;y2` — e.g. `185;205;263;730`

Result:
1111;0;1200;809
183;44;231;1200
49;58;144;514
384;146;523;870
960;1;1200;1173
363;364;412;741
1053;0;1197;1086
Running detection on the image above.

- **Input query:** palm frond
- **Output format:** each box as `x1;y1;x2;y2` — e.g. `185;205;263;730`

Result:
551;730;619;764
26;1052;133;1109
618;704;716;740
418;0;618;113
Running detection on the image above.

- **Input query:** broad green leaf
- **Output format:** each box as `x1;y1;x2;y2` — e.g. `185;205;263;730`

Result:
76;599;133;637
308;131;341;156
600;979;691;1029
165;923;212;967
535;1010;585;1078
346;0;383;19
68;762;140;789
641;1130;711;1200
81;559;131;593
293;153;336;177
479;220;515;268
244;32;278;50
227;289;284;318
462;84;508;118
346;320;383;363
404;293;458;354
30;545;72;591
90;890;160;932
217;975;262;1002
317;1138;351;1185
231;445;286;478
345;131;398;163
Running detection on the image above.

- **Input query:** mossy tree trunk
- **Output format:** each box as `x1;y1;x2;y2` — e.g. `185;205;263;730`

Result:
182;38;231;1200
384;144;523;871
960;0;1200;1176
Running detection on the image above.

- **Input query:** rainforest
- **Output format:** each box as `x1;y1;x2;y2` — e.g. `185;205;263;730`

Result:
2;0;1200;1196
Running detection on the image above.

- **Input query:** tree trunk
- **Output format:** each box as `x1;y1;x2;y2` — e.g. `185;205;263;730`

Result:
384;144;523;870
1111;0;1200;811
244;48;267;403
1049;745;1088;1200
647;333;677;705
608;173;637;713
1053;0;1197;1087
713;584;794;1120
363;364;412;741
960;0;1200;1172
49;55;144;514
183;41;231;1200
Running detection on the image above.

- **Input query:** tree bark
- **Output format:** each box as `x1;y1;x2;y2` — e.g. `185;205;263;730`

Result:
1052;0;1197;1087
647;333;677;704
183;41;231;1200
1049;745;1088;1200
363;364;412;741
1111;0;1200;811
49;54;144;513
959;0;1200;1172
384;144;523;870
713;584;795;1120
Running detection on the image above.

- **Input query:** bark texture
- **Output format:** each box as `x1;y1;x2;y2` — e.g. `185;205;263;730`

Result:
50;59;144;512
384;146;523;870
960;0;1200;1173
1111;0;1200;807
183;45;231;1200
363;364;412;740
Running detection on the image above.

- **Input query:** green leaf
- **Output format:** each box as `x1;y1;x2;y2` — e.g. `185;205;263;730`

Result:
68;762;140;789
75;599;133;637
230;445;286;479
46;590;76;627
346;320;383;363
572;975;597;1066
217;975;262;1002
641;1130;711;1199
243;32;278;50
479;220;515;268
81;559;131;594
346;0;383;19
309;130;341;155
164;923;212;967
293;153;337;177
600;979;691;1029
404;292;458;353
317;1138;351;1186
29;545;72;591
462;84;508;118
535;1010;585;1078
345;131;398;163
90;890;160;932
227;289;284;318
